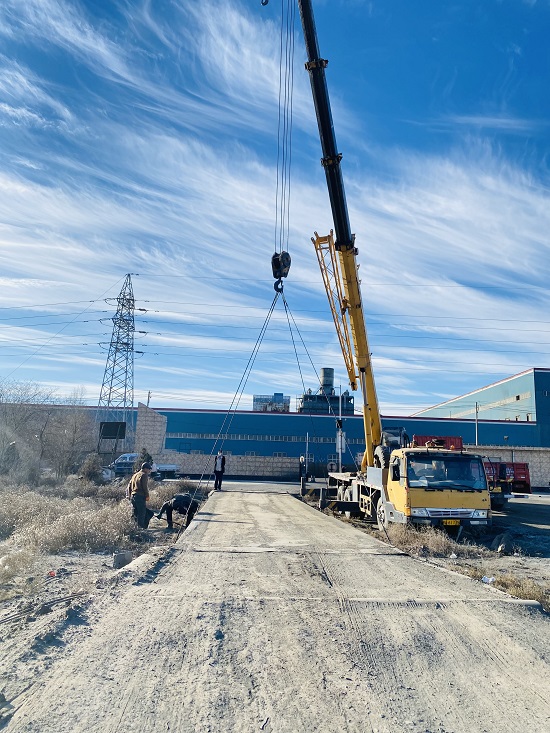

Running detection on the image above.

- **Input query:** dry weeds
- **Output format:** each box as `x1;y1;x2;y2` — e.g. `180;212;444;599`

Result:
457;564;549;610
0;477;201;592
384;524;487;558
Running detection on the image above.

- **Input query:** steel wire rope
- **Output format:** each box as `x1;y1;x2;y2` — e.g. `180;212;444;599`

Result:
274;0;296;256
190;292;281;497
282;293;360;474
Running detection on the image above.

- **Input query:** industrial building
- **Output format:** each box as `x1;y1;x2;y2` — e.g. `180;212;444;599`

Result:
131;368;550;487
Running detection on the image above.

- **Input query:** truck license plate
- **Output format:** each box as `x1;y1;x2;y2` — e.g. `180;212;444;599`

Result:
443;519;460;526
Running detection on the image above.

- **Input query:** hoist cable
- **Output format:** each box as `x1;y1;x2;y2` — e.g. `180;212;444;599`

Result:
274;0;296;255
194;292;281;491
282;293;360;472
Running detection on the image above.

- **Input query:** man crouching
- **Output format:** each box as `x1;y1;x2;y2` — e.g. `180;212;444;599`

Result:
156;493;199;530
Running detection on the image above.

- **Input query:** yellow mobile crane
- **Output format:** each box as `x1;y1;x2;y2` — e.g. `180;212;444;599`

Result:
297;0;491;529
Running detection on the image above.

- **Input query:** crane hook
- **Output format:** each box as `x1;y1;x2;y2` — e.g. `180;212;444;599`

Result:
261;0;269;5
274;278;284;293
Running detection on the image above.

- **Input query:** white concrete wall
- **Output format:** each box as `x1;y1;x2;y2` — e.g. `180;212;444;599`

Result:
153;451;300;480
134;402;167;456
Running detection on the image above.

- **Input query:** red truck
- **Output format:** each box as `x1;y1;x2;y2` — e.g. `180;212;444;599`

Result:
483;461;531;510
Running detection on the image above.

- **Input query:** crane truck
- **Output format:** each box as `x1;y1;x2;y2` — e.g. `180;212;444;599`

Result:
296;0;491;530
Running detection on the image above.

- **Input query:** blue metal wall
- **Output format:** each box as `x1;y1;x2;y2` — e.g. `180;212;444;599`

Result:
158;407;538;465
413;370;537;423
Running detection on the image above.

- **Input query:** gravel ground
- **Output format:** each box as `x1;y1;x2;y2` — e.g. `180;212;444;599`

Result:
1;483;549;733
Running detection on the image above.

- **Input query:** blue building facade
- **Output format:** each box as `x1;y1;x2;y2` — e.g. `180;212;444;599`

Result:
157;407;537;469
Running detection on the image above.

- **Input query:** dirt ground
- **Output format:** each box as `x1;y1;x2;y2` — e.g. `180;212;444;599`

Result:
1;484;549;732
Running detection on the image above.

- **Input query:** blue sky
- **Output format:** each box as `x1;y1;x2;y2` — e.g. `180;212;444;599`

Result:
0;0;549;417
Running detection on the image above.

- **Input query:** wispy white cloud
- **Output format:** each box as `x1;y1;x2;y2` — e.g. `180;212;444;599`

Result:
445;114;541;132
0;0;548;415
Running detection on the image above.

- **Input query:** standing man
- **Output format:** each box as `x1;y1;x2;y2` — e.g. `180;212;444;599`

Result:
213;449;226;491
127;462;154;528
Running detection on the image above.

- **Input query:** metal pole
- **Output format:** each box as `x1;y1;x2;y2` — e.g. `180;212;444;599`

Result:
338;386;342;472
305;431;309;479
475;402;479;446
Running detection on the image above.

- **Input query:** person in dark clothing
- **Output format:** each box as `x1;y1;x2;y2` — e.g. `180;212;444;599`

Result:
213;450;226;491
127;462;154;529
156;493;199;529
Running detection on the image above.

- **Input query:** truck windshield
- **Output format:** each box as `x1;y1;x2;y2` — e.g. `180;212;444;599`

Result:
407;455;486;490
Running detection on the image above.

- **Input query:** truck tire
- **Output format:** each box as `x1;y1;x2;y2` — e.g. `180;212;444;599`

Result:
374;445;390;469
376;497;389;531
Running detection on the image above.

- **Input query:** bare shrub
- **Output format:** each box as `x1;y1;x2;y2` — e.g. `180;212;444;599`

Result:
14;501;135;554
39;475;61;489
148;480;203;510
97;481;128;502
62;475;100;498
79;453;104;483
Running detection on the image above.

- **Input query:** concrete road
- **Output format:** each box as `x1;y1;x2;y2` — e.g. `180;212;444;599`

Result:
494;492;550;533
6;483;550;733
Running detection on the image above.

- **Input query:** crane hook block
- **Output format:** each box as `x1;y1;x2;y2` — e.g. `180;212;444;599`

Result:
261;0;269;5
272;251;291;280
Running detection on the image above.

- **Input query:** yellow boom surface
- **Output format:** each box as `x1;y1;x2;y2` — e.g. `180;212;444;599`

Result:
312;231;381;469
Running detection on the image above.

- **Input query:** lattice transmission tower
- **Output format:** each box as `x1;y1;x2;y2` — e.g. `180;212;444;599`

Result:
97;274;135;453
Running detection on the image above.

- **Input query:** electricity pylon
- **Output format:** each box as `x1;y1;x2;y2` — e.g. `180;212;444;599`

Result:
97;274;135;454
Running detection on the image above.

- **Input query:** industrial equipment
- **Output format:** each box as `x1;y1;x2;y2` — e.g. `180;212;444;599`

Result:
297;0;491;529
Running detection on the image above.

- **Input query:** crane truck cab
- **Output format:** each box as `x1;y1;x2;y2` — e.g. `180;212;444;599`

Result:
331;447;491;530
380;447;491;529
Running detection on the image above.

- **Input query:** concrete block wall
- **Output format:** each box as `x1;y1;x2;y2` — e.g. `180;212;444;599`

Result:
135;402;167;456
153;451;300;480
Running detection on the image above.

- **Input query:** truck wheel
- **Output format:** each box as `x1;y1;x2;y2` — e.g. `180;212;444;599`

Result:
376;498;389;531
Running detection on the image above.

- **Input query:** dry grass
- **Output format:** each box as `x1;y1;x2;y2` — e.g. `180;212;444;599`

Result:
14;502;135;554
384;524;486;559
0;547;39;588
492;573;549;610
0;476;200;590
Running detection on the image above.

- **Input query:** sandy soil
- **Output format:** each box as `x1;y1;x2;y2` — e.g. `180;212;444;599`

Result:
1;483;549;732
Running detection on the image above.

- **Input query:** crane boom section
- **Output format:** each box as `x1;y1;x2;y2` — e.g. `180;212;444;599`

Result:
312;232;356;390
314;232;382;469
298;0;382;468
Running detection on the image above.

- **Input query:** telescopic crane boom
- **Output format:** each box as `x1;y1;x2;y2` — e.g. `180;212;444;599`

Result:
297;0;381;470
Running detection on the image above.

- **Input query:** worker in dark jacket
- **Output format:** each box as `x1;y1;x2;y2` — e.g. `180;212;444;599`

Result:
156;493;199;529
213;450;226;490
127;462;154;529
